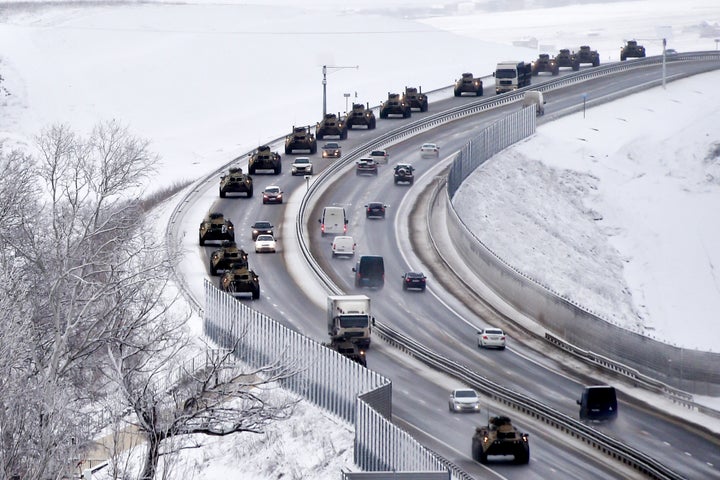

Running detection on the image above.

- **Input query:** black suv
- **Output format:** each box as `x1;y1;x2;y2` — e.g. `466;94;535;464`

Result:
402;271;426;291
365;202;387;219
394;163;415;185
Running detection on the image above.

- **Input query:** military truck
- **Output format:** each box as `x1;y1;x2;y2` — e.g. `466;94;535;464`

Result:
403;86;428;112
323;339;367;367
531;53;559;75
219;167;253;198
454;73;483;97
393;163;415;185
555;48;579;71
316;113;348;140
494;61;532;94
380;92;411;119
199;212;235;246
219;263;260;299
248;145;282;175
575;45;600;67
620;40;646;61
209;241;248;276
284;126;317;154
471;416;530;464
346;102;376;130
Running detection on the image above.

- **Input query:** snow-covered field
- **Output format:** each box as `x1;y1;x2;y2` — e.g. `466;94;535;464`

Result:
2;1;720;478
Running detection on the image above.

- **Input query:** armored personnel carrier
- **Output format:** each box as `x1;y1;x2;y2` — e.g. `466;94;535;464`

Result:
555;48;579;71
284;126;317;154
403;86;428;112
346;103;376;130
471;416;530;464
209;241;248;276
532;53;559;75
219;167;253;198
248;145;282;175
219;263;260;299
323;339;367;367
620;40;646;61
316;113;348;140
575;45;600;67
199;212;235;246
380;92;411;119
454;73;483;97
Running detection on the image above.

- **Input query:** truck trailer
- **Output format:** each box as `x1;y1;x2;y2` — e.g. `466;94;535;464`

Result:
327;295;372;348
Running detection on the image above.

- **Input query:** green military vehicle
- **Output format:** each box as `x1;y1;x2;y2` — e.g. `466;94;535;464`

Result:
380;92;411;119
532;53;559;75
346;102;376;130
209;240;249;276
198;212;235;246
285;125;317;154
620;40;646;60
403;86;428;112
454;73;483;97
248;145;282;175
575;45;600;67
471;416;530;464
219;263;260;299
316;113;348;140
555;48;579;71
219;167;253;198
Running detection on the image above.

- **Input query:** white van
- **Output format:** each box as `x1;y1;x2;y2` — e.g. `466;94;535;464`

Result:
319;206;348;236
522;90;545;116
331;235;356;257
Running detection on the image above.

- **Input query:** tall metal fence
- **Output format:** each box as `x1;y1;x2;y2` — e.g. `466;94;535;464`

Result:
202;280;453;477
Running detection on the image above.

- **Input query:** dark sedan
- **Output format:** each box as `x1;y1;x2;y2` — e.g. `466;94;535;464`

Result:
402;271;426;291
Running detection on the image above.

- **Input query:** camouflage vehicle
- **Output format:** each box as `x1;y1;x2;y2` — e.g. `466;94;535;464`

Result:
346;102;376;130
575;45;600;67
316;113;348;140
209;240;249;276
620;40;646;61
248;145;282;175
454;73;483;97
471;416;530;465
323;339;367;367
555;48;579;71
532;53;559;75
219;263;260;299
284;126;317;154
403;86;428;112
379;92;411;119
219;167;253;198
393;163;415;185
198;212;235;246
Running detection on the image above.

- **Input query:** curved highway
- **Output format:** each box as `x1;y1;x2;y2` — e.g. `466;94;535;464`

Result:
178;58;720;479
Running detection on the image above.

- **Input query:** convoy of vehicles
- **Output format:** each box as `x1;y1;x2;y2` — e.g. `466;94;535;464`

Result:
327;294;373;348
620;40;646;60
219;167;253;198
248;145;282;175
316;113;348;140
531;53;559;75
471;416;530;464
494;60;532;94
284;125;317;154
403;86;429;112
454;72;484;96
209;241;248;276
380;92;411;119
346;102;377;130
198;212;235;246
220;263;260;299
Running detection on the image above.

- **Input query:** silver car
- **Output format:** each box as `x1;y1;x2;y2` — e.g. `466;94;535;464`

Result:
448;388;480;413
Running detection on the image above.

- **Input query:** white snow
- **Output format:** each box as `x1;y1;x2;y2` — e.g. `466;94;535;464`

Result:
2;0;720;478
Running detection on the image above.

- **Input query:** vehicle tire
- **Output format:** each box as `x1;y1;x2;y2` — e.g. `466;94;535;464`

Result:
380;111;387;119
500;346;506;350
620;54;626;61
274;163;282;175
309;168;314;175
572;63;580;71
454;89;461;97
479;450;488;464
476;89;482;96
403;110;411;118
219;189;226;198
421;102;428;112
247;187;253;198
199;234;205;246
317;131;324;140
248;166;256;175
310;144;317;154
369;119;376;129
210;261;218;276
252;286;260;300
285;146;291;154
340;130;348;140
471;441;481;462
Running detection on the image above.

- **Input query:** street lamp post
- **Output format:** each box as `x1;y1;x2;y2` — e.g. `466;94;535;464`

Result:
344;93;351;115
662;38;667;89
322;65;359;117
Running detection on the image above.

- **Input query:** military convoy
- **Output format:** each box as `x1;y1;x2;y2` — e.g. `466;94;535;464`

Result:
323;339;367;367
316;113;348;140
403;86;428;112
380;92;411;119
555;48;578;70
248;145;282;175
209;241;248;276
454;73;484;96
532;53;559;75
575;45;601;67
198;212;235;246
219;263;260;299
471;416;530;464
219;167;253;198
620;40;646;60
346;102;377;130
285;126;317;154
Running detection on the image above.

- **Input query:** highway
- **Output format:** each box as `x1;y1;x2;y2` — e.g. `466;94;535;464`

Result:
177;57;720;479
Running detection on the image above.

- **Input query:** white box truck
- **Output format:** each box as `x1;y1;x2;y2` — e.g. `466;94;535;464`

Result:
327;295;372;348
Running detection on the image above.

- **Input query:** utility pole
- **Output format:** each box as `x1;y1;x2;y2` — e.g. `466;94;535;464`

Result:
662;38;667;89
322;65;358;117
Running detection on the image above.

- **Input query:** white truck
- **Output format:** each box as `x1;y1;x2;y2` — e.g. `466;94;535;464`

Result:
494;60;532;94
327;295;372;348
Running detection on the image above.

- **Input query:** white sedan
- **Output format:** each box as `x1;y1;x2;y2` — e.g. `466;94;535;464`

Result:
477;327;506;349
448;388;481;413
420;142;440;157
254;234;276;253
